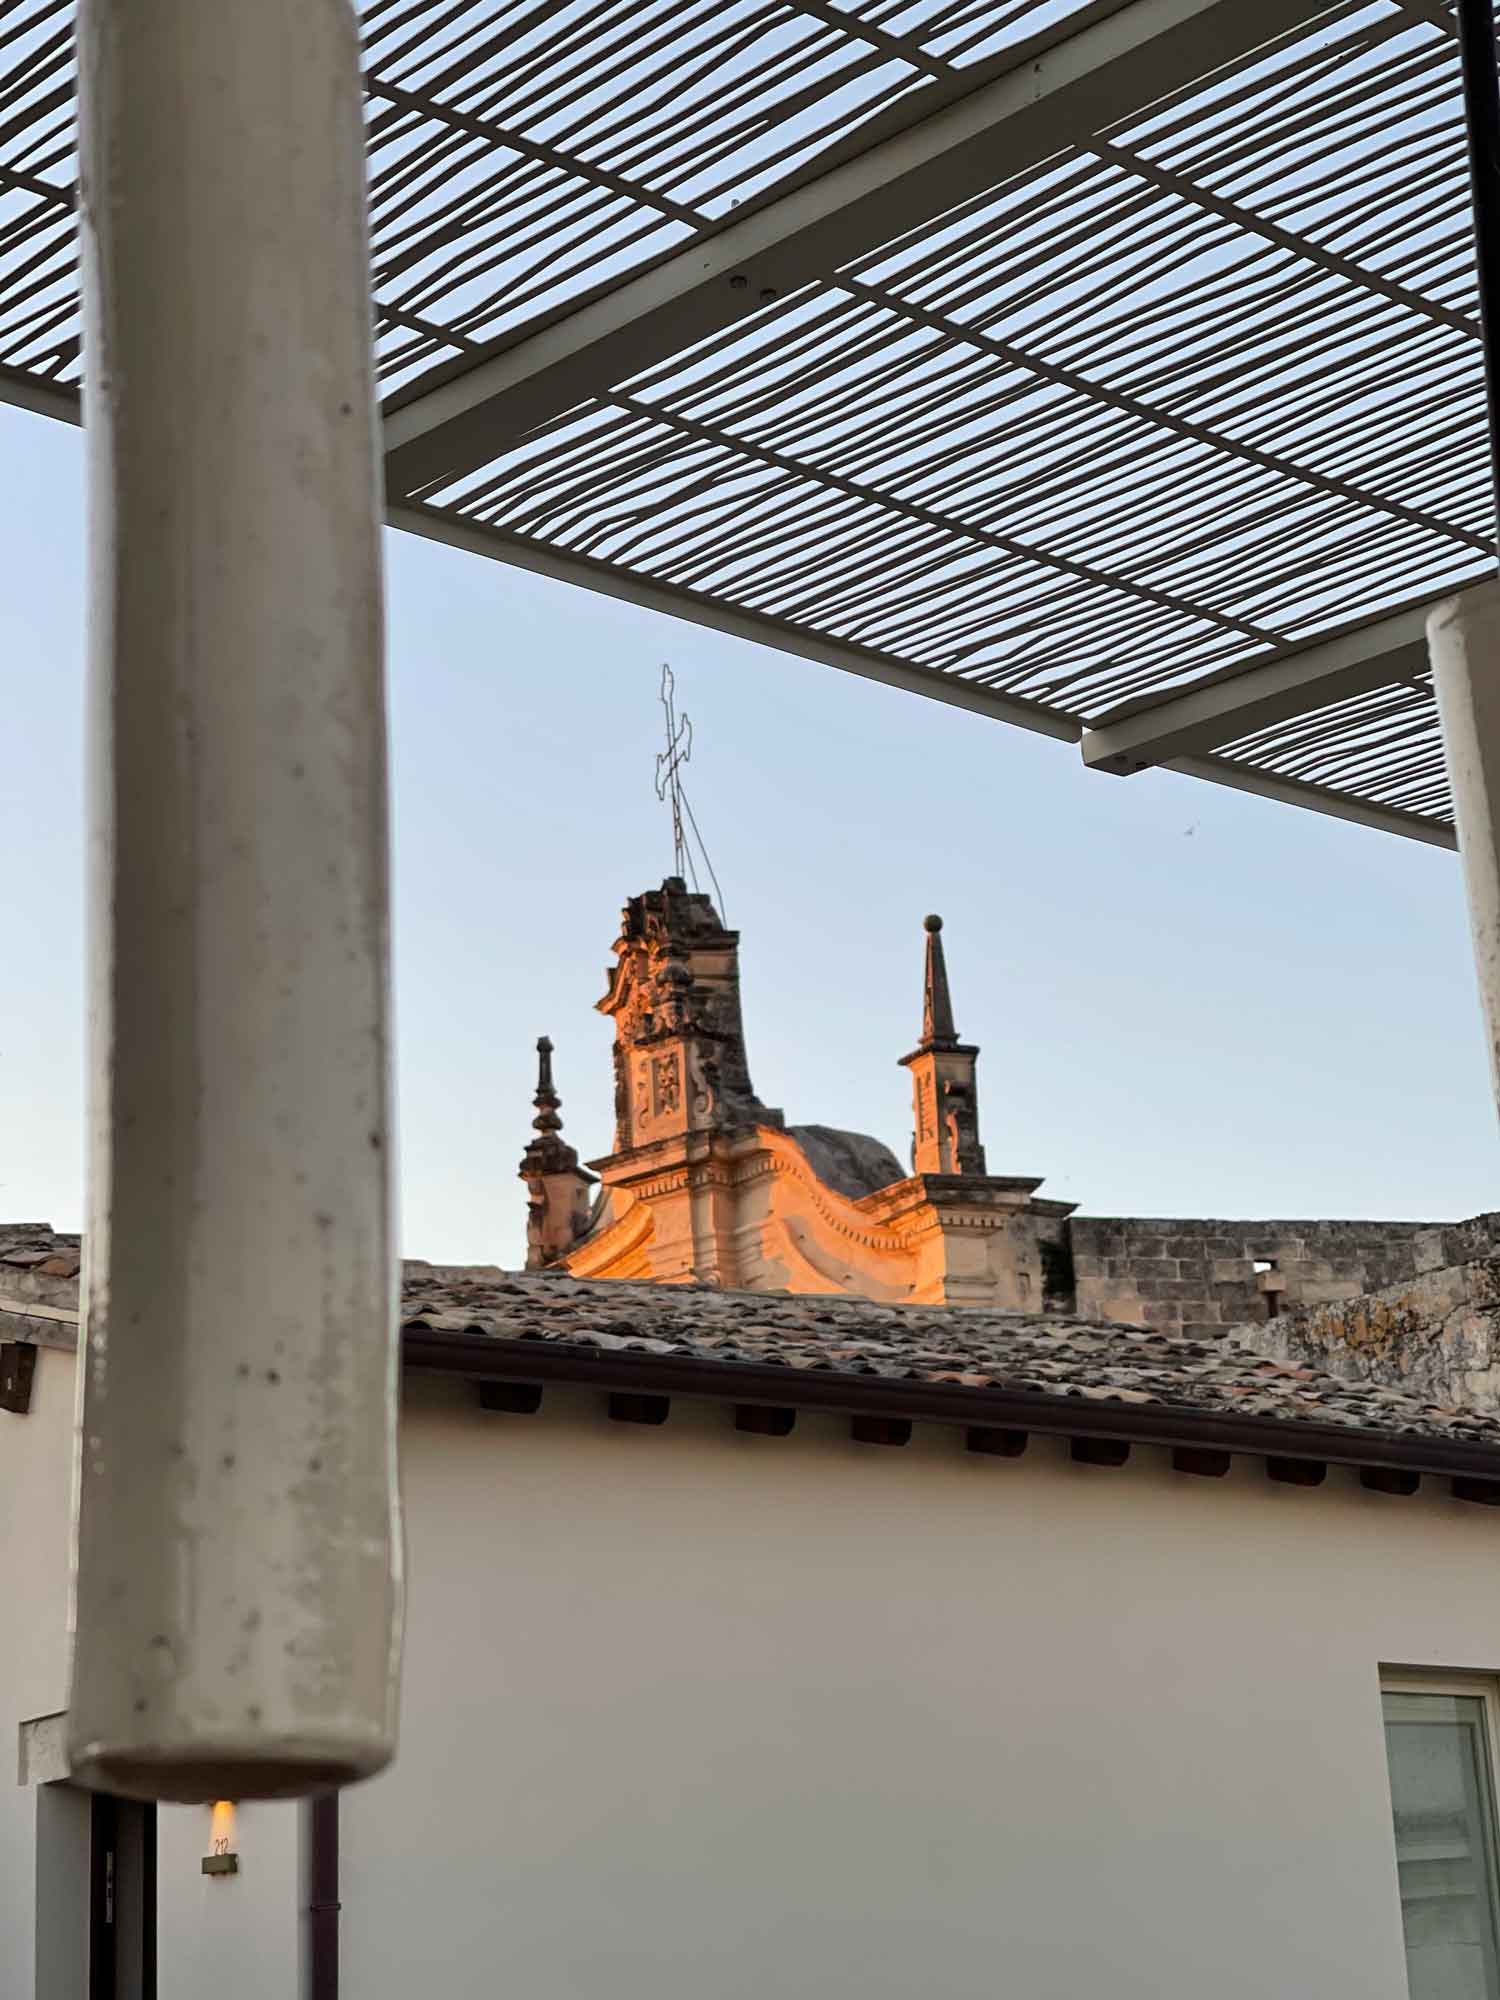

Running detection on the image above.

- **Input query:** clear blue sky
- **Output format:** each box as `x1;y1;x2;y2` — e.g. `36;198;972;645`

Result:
1;400;1495;1268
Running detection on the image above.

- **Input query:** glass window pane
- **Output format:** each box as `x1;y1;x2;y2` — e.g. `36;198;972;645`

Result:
1384;1691;1500;2000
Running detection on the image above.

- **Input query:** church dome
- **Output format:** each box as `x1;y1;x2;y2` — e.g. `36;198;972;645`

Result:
784;1124;904;1201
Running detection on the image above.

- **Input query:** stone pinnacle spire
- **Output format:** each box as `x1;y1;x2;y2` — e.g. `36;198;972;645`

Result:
920;913;959;1048
531;1035;563;1136
518;1036;596;1270
900;914;986;1177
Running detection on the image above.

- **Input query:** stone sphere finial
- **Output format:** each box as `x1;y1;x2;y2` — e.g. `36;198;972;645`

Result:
923;913;943;933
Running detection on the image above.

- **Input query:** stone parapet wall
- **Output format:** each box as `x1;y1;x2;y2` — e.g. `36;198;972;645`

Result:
1257;1214;1500;1410
1069;1217;1438;1339
1408;1212;1500;1275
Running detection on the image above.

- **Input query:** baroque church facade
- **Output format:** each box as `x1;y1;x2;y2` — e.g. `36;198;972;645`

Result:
520;878;1071;1308
518;879;1435;1329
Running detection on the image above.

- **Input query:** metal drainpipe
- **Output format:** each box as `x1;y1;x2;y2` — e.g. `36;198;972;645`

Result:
303;1793;340;2000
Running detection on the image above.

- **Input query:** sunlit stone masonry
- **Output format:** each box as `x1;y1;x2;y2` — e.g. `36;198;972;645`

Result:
520;878;1440;1328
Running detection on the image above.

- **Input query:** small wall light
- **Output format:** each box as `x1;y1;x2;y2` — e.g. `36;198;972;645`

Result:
202;1799;239;1876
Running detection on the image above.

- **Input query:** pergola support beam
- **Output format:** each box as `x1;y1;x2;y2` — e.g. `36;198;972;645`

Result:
1166;753;1456;851
383;0;1336;498
69;0;402;1803
1080;602;1441;774
388;504;1080;740
392;504;1456;847
0;365;79;429
1430;581;1500;1109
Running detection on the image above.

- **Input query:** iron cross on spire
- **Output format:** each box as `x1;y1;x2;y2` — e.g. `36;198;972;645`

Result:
651;664;727;919
654;663;693;881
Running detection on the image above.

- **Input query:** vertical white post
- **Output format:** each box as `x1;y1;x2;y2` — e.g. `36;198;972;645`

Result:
69;0;403;1801
1430;579;1500;1120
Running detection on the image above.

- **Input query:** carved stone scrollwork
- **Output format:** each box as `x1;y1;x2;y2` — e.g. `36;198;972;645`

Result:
599;880;772;1149
612;1045;629;1143
634;1056;652;1129
687;1043;716;1123
652;1051;681;1117
940;1077;985;1174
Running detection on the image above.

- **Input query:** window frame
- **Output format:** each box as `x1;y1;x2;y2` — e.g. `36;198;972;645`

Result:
1382;1668;1500;1781
1381;1667;1500;2000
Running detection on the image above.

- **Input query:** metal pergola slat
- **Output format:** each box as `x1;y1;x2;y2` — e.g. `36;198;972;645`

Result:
2;0;1495;844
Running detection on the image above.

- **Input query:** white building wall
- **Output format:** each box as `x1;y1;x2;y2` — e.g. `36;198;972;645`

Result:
11;1349;1500;1999
156;1801;299;1999
342;1376;1500;2000
0;1341;301;1998
0;1345;77;1998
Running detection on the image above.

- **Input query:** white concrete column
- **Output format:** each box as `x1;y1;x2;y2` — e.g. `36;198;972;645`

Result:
1430;577;1500;1119
69;0;403;1802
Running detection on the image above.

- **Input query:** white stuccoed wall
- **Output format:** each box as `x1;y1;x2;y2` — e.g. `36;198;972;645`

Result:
0;1339;301;1998
0;1344;77;1998
156;1802;298;1997
10;1351;1500;1997
343;1376;1500;2000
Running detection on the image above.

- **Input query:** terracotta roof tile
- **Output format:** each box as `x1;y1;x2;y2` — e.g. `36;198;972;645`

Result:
7;1222;1500;1453
400;1264;1500;1448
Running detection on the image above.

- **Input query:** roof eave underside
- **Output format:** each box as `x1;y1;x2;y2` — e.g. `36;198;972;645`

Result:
1;0;1487;847
402;1324;1500;1482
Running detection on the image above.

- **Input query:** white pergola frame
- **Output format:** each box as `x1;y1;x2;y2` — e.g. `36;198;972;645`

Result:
16;380;1459;852
382;0;1334;493
373;0;1478;852
1081;599;1437;774
4;0;1478;848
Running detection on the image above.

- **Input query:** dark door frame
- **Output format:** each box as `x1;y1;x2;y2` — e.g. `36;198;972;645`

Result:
89;1794;156;2000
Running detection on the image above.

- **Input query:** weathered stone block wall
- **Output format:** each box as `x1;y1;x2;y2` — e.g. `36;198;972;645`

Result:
0;1226;81;1315
1257;1259;1500;1410
1069;1217;1438;1339
1256;1213;1500;1409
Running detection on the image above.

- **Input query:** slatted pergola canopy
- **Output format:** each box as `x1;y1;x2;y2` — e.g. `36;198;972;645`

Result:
2;0;1491;847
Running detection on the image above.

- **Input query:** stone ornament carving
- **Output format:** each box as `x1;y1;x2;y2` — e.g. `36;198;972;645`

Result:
612;1045;628;1127
687;1042;716;1122
652;1052;681;1117
597;877;772;1152
916;1076;933;1142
